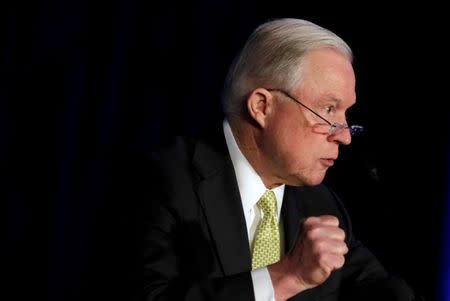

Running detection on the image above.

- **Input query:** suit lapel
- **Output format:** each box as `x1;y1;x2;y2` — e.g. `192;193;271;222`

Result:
282;185;330;251
193;136;251;276
282;186;303;252
281;185;342;300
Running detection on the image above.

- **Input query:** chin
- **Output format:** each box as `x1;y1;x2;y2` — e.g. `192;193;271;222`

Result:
288;174;325;187
312;172;327;185
301;171;327;186
308;178;325;186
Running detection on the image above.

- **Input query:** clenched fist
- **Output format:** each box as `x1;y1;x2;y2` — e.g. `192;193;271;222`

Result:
268;215;348;301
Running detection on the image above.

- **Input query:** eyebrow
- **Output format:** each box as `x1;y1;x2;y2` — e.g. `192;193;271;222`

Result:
321;95;356;107
321;95;341;104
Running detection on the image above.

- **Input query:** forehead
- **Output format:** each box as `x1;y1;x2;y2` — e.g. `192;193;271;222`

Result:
298;48;356;108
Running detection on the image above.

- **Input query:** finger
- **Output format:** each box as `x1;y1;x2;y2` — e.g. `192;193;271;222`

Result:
325;226;346;241
303;215;339;227
330;239;348;255
305;224;346;241
312;238;348;255
320;253;346;271
317;215;339;227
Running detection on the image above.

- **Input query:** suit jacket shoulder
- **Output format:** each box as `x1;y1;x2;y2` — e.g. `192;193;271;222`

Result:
144;135;255;300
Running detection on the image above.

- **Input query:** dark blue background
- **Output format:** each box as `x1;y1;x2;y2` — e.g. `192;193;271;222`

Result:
2;1;448;300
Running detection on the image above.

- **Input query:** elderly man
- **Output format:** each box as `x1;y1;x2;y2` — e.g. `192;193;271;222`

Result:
144;18;415;301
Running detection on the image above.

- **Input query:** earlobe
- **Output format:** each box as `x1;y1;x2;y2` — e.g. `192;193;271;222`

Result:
246;88;273;128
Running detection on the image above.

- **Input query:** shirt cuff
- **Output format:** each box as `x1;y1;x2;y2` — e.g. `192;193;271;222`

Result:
251;267;275;301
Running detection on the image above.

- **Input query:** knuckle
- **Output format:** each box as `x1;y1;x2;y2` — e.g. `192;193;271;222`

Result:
317;252;327;265
342;243;349;254
303;216;319;227
323;215;339;226
318;253;334;271
305;229;315;241
337;255;346;268
337;228;346;240
312;239;325;254
306;226;321;240
335;240;347;254
319;265;331;278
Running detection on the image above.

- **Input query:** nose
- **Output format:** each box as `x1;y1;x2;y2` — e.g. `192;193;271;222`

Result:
329;127;352;145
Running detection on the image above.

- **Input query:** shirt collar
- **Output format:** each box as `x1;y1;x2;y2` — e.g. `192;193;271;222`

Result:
223;119;284;218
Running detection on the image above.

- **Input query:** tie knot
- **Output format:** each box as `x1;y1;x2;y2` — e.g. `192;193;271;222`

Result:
257;190;277;216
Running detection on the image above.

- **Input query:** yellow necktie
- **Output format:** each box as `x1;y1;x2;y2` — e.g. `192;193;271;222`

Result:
251;190;280;270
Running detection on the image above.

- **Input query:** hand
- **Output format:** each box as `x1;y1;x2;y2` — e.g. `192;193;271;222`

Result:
268;215;348;300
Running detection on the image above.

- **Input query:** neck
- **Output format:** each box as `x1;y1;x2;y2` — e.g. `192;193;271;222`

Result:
228;116;283;189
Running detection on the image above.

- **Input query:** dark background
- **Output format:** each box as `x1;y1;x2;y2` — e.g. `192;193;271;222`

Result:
2;1;448;301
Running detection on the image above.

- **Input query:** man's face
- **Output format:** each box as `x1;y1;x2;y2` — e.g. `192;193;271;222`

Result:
261;48;356;187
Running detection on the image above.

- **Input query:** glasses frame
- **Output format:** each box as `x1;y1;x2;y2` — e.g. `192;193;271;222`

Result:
267;89;363;136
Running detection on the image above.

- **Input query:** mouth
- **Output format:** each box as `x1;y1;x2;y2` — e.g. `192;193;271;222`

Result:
320;158;336;167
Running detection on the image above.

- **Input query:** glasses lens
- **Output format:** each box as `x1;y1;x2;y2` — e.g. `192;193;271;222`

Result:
313;123;364;136
349;125;364;136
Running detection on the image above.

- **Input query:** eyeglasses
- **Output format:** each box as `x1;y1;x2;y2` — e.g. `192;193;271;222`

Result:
267;89;364;137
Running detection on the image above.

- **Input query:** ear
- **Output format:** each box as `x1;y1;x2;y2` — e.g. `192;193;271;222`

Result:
246;88;275;128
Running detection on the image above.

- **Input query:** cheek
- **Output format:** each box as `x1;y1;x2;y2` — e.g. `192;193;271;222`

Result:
270;119;298;153
267;108;320;167
273;128;310;166
284;133;323;169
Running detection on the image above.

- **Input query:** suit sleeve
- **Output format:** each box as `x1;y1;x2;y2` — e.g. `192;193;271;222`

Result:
143;153;255;301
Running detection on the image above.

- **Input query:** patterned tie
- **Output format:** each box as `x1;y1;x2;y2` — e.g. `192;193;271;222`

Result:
251;190;280;270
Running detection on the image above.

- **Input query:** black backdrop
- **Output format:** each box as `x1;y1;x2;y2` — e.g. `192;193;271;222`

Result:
3;1;448;301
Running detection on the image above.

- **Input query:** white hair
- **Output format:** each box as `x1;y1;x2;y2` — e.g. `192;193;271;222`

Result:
222;18;353;116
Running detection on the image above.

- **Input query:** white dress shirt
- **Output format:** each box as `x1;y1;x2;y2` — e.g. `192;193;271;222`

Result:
223;120;285;301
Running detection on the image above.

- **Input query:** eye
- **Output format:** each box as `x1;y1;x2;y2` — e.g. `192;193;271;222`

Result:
324;105;335;114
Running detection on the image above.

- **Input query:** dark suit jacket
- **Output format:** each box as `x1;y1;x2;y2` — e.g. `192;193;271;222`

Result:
143;133;415;301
